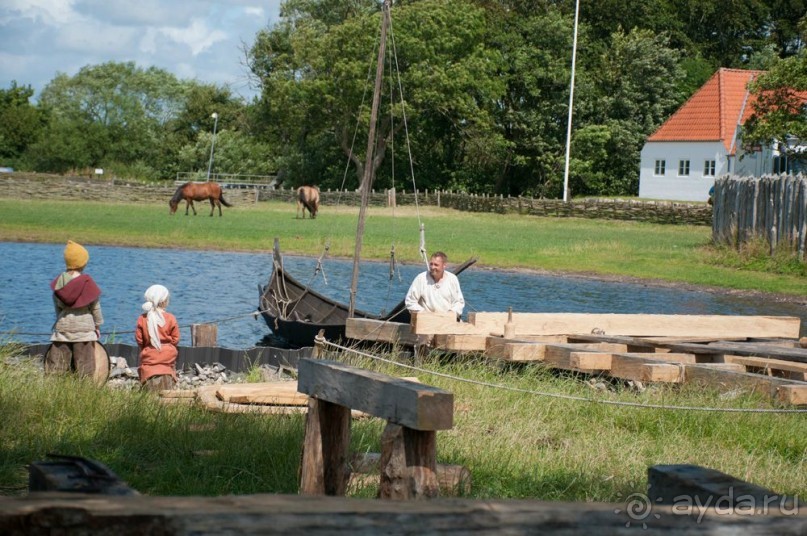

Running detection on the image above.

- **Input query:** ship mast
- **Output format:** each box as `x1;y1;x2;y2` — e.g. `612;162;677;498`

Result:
348;0;391;318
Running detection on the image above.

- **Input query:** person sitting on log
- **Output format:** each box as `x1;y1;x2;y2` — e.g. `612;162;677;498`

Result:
47;240;104;378
135;284;180;392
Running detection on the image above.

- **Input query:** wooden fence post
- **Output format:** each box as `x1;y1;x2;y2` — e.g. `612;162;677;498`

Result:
191;323;217;347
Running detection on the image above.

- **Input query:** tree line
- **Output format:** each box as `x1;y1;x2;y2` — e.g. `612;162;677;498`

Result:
1;0;805;197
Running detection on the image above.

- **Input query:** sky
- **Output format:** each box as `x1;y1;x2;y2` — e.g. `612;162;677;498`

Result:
0;0;283;101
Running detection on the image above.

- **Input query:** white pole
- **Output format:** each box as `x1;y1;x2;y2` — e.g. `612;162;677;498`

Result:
562;0;580;203
206;112;219;181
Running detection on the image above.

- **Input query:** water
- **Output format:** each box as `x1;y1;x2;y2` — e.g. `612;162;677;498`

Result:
1;242;805;349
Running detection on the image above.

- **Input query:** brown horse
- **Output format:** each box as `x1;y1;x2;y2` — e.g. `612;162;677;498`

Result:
169;182;232;216
296;185;320;219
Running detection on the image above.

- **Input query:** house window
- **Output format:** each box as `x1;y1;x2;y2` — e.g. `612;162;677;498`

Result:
654;160;666;175
678;160;690;176
704;160;716;176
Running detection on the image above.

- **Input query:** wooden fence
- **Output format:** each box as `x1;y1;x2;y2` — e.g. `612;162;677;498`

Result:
258;188;712;225
712;174;807;258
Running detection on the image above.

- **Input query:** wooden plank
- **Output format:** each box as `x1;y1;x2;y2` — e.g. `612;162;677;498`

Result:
683;364;807;398
216;382;305;404
432;334;488;352
411;312;481;335
466;313;801;339
609;353;695;383
196;385;308;415
485;340;549;361
664;341;807;365
777;385;807;405
568;352;613;372
724;355;807;380
543;343;629;372
4;493;807;533
297;359;453;431
346;318;418;345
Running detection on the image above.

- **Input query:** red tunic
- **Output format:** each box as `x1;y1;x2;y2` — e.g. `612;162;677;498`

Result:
135;312;180;382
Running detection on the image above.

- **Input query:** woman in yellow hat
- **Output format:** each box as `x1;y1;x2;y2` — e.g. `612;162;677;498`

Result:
47;240;104;377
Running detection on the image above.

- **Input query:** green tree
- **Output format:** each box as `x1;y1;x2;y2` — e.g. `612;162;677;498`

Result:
570;28;684;196
744;50;807;165
29;62;186;175
0;82;46;166
248;0;502;191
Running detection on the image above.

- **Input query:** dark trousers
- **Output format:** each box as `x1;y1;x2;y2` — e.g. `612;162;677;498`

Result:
45;341;96;378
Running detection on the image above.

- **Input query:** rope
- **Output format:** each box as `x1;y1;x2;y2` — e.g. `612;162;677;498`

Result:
319;339;807;414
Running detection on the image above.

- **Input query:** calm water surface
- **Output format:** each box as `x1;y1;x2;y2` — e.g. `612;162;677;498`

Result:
1;242;805;349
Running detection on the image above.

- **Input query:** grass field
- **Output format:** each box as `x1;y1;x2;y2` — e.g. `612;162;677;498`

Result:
1;349;805;502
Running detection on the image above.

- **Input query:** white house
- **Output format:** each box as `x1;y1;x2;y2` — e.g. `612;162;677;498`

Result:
638;68;769;202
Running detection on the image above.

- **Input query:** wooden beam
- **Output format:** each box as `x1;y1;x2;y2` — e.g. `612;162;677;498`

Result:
662;341;807;365
647;464;793;508
777;385;807;405
723;355;807;381
468;313;801;339
432;334;488;352
683;364;807;398
217;382;308;406
3;493;806;533
297;359;453;431
346;318;418;346
543;343;630;371
609;353;696;383
411;312;481;335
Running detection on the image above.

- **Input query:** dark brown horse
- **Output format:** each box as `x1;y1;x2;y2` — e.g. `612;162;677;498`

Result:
296;185;320;219
169;182;232;216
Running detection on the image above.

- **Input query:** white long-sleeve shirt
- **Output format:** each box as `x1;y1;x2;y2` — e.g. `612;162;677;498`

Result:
404;270;464;316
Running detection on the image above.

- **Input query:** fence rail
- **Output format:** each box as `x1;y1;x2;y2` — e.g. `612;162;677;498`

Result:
175;172;278;189
256;188;712;225
712;174;807;259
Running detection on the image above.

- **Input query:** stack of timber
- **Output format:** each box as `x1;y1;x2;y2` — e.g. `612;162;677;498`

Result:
346;312;807;405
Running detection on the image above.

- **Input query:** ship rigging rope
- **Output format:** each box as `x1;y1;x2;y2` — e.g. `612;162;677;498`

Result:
319;338;807;414
388;12;427;268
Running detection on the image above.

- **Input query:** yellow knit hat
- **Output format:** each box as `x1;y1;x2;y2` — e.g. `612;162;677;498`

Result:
64;240;89;270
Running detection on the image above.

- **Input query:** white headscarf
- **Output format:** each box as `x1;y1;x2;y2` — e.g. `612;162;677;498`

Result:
142;284;170;350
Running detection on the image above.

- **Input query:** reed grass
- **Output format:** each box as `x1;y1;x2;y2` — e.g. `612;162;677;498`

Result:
0;198;805;297
2;344;804;502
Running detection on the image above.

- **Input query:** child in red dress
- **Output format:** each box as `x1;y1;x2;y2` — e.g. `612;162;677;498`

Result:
135;284;180;392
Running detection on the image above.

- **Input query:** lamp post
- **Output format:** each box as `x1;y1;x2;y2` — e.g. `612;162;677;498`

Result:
206;112;219;181
562;0;580;203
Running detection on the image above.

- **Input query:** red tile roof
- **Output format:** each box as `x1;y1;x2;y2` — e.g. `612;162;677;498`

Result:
647;68;764;154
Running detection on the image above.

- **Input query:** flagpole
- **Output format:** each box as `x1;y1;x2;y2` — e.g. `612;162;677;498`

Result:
562;0;580;203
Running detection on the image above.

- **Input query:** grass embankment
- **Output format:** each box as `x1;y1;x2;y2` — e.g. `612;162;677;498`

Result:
0;198;805;296
1;348;805;501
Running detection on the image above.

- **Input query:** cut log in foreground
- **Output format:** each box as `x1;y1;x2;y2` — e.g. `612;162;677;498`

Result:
3;492;805;534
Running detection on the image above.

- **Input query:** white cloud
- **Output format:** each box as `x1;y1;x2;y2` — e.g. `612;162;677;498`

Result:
0;1;280;100
161;18;228;56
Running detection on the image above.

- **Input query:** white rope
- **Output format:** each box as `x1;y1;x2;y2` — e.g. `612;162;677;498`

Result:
319;339;807;414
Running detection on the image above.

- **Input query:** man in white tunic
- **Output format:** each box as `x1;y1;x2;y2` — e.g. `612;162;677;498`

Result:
405;251;465;320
